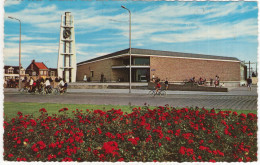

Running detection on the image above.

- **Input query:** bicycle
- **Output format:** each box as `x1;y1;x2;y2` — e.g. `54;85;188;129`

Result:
54;87;67;95
19;86;29;94
148;88;166;96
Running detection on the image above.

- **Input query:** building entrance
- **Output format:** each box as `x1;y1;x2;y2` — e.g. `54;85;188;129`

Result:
133;69;150;82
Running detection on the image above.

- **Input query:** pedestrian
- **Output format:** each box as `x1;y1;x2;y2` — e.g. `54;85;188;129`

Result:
152;74;155;82
83;74;87;82
247;76;252;91
164;78;169;90
215;75;219;87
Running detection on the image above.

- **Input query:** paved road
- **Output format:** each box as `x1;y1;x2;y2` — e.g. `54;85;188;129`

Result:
4;86;257;110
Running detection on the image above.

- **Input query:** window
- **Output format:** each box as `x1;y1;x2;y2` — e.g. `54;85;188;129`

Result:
8;67;14;74
133;57;150;65
40;71;43;75
91;71;94;77
50;71;55;77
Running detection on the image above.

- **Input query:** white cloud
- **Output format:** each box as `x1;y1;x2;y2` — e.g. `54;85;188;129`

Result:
4;42;58;59
4;0;21;6
150;18;257;43
6;35;56;41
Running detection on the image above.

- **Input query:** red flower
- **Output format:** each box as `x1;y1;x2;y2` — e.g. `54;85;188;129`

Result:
128;137;140;145
30;119;37;126
179;146;186;155
165;136;171;141
39;108;47;113
8;154;14;158
97;128;102;134
102;141;119;156
158;142;162;147
118;158;124;162
62;157;73;162
175;129;181;136
209;159;216;162
232;111;238;116
17;111;23;116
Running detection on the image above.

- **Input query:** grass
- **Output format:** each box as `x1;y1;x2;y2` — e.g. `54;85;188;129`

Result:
4;102;256;121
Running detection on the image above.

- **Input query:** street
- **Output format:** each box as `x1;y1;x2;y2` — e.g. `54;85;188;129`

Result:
4;86;258;110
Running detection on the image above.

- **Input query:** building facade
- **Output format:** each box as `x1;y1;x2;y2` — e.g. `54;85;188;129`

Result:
77;48;244;87
26;60;49;77
4;65;26;80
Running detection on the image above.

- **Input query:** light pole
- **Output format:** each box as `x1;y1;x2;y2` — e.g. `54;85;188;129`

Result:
121;5;132;93
8;16;22;90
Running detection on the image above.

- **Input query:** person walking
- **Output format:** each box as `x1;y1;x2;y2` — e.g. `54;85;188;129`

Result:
83;74;87;82
247;76;252;91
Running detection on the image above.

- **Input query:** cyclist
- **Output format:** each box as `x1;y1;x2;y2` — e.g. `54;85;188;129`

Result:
29;77;34;92
164;78;169;90
44;78;52;94
61;80;68;93
155;81;161;93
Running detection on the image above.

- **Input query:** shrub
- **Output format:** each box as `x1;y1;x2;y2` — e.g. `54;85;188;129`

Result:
4;106;257;162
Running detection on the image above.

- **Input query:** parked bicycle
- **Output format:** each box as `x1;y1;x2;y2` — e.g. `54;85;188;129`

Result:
148;88;166;96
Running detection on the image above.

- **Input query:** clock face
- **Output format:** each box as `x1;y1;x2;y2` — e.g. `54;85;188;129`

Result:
63;29;71;39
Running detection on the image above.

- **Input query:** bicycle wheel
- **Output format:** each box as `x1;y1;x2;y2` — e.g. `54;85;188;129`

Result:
40;89;45;95
19;88;26;94
54;88;60;95
160;90;166;96
148;90;154;95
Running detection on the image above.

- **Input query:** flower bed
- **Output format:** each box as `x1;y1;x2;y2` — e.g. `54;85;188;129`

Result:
4;106;257;162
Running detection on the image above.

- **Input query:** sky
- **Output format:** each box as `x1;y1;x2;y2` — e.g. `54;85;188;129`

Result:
2;0;259;69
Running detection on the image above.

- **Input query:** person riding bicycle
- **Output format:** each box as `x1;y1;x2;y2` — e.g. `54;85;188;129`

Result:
58;78;67;93
61;80;68;93
44;78;52;94
155;81;161;93
164;78;169;90
29;77;34;92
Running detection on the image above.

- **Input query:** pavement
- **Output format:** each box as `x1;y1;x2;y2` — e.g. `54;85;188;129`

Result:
3;86;258;110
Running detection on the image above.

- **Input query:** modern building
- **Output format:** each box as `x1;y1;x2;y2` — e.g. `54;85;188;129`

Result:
26;60;49;77
77;48;245;87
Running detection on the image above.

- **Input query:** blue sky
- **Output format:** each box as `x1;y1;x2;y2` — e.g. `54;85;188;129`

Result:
3;0;258;69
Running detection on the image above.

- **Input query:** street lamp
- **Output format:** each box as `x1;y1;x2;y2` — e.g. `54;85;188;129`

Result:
121;5;132;93
8;16;22;90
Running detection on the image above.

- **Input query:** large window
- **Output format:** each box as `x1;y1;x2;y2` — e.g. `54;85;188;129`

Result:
133;57;150;65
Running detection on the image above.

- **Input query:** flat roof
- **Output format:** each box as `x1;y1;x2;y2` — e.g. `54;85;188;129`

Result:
77;48;240;65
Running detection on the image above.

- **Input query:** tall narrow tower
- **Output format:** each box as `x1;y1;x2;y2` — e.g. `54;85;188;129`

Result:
57;12;77;82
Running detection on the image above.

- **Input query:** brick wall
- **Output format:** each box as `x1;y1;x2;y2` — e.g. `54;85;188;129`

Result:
77;58;124;82
150;57;240;82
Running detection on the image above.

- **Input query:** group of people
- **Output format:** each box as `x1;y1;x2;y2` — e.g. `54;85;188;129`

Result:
154;78;169;93
4;78;19;88
189;76;220;87
26;77;67;94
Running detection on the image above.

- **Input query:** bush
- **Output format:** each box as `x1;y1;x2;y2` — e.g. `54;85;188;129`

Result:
4;106;257;162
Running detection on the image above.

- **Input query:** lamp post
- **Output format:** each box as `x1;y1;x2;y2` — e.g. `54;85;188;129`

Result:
8;16;22;90
121;5;132;93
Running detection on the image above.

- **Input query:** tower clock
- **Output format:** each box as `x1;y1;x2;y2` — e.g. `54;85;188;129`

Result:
57;12;77;83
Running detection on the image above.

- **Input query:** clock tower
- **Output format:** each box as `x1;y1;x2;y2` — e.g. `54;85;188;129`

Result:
57;12;77;82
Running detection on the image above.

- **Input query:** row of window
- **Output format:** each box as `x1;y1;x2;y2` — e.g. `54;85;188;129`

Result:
39;70;48;76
